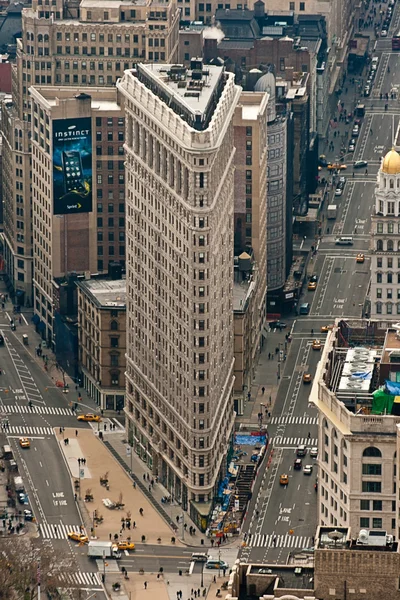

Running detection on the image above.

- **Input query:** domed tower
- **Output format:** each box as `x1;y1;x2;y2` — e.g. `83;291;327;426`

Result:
370;148;400;318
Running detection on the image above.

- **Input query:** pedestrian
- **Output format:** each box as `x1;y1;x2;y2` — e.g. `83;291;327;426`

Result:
308;432;311;439
59;427;62;434
133;521;136;528
75;430;78;436
144;581;147;590
143;474;146;481
194;591;197;598
54;525;57;534
148;484;151;492
262;386;265;394
133;481;136;489
139;508;143;516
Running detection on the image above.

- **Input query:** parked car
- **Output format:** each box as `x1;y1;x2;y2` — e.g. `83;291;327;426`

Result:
381;29;388;36
24;509;34;521
310;448;318;458
268;321;287;330
303;465;313;475
335;188;343;197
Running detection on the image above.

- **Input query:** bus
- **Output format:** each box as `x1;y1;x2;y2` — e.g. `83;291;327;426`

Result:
392;31;400;50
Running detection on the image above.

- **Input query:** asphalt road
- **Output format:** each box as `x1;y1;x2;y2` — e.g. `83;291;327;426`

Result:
240;22;399;565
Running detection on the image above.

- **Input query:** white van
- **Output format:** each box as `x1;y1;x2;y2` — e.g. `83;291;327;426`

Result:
335;237;353;245
192;553;209;562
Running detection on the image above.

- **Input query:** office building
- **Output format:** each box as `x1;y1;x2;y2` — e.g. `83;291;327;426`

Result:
77;278;126;411
233;91;268;398
29;86;124;346
313;319;400;538
118;60;241;525
370;148;400;319
1;0;179;307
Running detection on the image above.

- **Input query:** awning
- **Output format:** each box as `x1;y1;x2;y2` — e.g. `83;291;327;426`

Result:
32;314;40;325
38;321;46;332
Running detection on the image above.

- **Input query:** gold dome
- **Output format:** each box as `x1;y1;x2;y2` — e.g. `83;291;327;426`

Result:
382;148;400;174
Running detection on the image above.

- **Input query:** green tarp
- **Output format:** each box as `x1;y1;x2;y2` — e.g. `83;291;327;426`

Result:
372;388;395;415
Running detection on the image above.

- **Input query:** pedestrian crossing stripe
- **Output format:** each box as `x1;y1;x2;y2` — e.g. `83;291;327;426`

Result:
273;437;318;447
0;404;71;415
247;533;313;549
7;426;54;435
39;523;86;540
270;416;318;425
57;572;102;586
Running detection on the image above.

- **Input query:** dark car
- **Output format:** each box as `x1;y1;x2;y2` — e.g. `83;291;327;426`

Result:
269;321;287;330
354;160;368;169
18;493;28;505
309;275;318;283
294;459;302;470
24;509;34;521
318;158;328;167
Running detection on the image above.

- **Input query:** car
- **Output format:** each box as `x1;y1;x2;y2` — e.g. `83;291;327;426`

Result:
354;160;368;169
312;339;321;350
309;274;318;283
18;493;28;505
294;459;302;470
268;321;287;330
339;176;346;184
19;437;30;448
364;87;370;97
303;465;313;475
352;126;360;136
303;373;312;384
117;541;135;551
381;29;388;36
318;157;328;168
280;473;289;485
24;509;34;521
308;281;317;291
335;188;343;197
356;253;365;263
258;568;273;574
327;163;347;171
68;532;89;544
296;445;307;457
76;413;101;422
321;325;334;333
310;448;318;458
348;143;355;153
206;559;229;570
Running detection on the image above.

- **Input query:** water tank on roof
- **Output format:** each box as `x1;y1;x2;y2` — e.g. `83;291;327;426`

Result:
238;252;252;272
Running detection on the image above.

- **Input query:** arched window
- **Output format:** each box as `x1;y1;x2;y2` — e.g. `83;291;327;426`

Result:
387;240;394;251
397;180;400;188
390;179;394;189
376;302;382;314
38;34;43;42
110;320;118;331
323;418;328;429
387;302;393;314
363;446;382;457
377;239;383;251
44;34;49;42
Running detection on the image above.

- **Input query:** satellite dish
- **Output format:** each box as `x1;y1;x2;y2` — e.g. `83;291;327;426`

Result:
328;530;344;543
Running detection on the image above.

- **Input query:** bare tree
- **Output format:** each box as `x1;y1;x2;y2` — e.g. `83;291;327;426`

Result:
0;538;80;599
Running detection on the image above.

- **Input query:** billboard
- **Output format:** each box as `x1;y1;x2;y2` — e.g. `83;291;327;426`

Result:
52;117;93;215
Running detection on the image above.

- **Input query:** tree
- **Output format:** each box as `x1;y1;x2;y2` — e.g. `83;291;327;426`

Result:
0;538;82;599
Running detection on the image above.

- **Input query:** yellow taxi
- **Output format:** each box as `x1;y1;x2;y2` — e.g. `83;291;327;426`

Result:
327;163;347;171
117;540;135;551
321;325;334;333
67;532;89;544
280;474;289;486
77;413;101;422
19;437;30;448
312;339;322;350
356;253;365;263
303;373;312;384
308;281;317;291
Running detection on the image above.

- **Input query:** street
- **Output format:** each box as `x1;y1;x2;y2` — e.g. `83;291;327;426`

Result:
240;13;399;565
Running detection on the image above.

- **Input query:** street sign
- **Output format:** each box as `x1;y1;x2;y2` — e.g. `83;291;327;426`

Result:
126;445;131;457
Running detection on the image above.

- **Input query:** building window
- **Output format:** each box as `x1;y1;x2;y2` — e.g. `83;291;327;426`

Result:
372;518;383;528
110;337;119;348
110;354;119;367
299;1;305;8
360;517;370;528
373;500;382;511
362;481;381;493
111;373;119;386
289;1;295;7
360;499;370;510
110;320;118;331
362;464;382;475
363;447;382;457
377;288;382;299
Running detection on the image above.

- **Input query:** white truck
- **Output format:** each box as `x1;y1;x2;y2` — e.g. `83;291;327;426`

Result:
87;540;121;559
14;476;24;492
327;204;337;219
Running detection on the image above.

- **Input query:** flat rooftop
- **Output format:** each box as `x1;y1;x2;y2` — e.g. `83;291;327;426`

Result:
382;329;400;363
248;565;314;590
133;60;227;131
233;280;254;312
77;279;126;309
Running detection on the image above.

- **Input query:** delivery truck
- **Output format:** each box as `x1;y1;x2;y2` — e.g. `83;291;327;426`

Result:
87;540;121;559
327;204;337;219
14;476;24;492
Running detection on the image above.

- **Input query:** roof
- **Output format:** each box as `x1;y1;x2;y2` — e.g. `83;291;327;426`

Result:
77;279;126;309
381;148;400;174
217;40;255;49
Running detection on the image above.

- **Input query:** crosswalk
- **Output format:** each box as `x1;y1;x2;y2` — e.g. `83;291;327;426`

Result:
273;436;318;447
247;533;313;549
270;416;318;425
0;404;71;415
7;425;54;436
58;572;102;587
39;522;85;540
